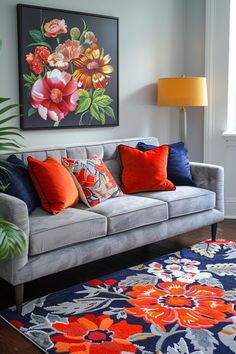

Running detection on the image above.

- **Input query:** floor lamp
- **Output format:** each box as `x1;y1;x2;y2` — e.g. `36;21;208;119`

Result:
157;77;208;145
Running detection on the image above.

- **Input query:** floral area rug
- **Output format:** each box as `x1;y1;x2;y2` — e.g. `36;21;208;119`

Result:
1;239;236;354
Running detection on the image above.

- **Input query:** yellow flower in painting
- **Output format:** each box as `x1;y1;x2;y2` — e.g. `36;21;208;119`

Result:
72;44;113;90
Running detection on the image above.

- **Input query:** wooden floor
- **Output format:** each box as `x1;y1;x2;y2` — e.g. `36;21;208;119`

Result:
0;219;235;353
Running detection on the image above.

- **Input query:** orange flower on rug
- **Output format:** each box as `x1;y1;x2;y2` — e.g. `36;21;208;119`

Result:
51;314;141;354
125;281;235;331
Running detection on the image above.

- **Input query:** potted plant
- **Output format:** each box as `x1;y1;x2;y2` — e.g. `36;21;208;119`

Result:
0;97;26;259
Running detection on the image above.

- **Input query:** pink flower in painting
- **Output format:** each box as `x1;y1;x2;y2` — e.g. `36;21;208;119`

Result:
31;69;79;122
44;19;67;38
85;31;97;44
48;40;84;71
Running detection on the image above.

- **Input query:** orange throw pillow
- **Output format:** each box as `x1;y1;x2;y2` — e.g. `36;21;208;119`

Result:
27;156;79;214
118;144;175;193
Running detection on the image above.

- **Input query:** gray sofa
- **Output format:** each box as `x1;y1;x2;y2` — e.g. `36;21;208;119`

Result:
0;137;224;312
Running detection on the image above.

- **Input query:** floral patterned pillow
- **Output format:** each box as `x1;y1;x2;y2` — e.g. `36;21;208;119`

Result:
62;156;123;207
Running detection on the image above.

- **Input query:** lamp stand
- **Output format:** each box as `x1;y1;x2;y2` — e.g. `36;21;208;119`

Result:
180;106;187;146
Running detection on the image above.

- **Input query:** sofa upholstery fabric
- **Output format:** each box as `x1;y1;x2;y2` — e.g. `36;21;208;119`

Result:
29;208;107;255
78;195;168;235
136;186;215;218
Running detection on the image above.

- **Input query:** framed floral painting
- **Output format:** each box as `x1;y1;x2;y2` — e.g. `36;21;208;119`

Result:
17;4;119;130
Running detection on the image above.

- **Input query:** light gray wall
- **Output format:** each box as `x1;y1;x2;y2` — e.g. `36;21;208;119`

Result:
0;0;186;148
185;0;206;161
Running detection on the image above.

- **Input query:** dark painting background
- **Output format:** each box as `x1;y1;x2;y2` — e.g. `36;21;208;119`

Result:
17;4;118;130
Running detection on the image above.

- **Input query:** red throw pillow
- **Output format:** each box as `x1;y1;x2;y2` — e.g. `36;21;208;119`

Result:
27;156;79;214
118;144;175;193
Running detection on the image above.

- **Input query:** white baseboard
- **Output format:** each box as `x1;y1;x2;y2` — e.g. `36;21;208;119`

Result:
225;199;236;219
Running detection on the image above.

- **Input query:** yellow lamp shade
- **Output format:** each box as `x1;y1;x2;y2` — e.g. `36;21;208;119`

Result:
157;77;208;107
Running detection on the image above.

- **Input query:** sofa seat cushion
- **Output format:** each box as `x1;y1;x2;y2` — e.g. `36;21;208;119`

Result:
135;186;215;218
79;195;168;235
29;208;107;256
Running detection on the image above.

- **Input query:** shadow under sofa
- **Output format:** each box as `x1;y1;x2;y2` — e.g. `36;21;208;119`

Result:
0;137;224;313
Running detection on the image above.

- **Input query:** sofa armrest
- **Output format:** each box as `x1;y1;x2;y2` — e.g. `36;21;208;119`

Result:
0;194;29;236
190;162;224;213
0;194;29;284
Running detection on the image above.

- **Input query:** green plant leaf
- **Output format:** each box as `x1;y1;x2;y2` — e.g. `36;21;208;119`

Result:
76;97;91;114
90;103;100;121
0;98;24;192
0;115;19;125
54;122;59;127
0;220;26;259
93;89;105;99
0;131;23;138
29;29;44;43
28;107;37;117
0;98;10;104
93;95;113;108
0;142;23;149
0;126;22;131
0;104;18;116
27;42;52;51
0;137;24;147
104;106;115;119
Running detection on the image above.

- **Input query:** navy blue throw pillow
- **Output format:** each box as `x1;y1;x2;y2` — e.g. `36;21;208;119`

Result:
0;154;40;213
137;141;195;186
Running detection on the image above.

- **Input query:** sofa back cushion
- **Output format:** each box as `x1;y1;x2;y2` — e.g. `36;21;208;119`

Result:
1;137;159;188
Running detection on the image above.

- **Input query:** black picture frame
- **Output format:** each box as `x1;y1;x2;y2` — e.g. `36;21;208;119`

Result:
17;4;119;130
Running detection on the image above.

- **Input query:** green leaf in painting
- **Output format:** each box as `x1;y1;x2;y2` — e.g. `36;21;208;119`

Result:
104;106;115;119
28;107;37;117
29;29;44;43
99;111;106;125
93;95;113;108
93;89;105;99
40;18;46;36
79;89;90;99
24;83;32;89
76;97;91;114
27;42;52;51
90;103;100;121
23;74;30;82
23;74;35;84
81;18;88;32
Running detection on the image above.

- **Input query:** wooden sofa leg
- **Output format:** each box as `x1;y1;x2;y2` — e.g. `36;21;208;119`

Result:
14;284;24;314
211;223;217;241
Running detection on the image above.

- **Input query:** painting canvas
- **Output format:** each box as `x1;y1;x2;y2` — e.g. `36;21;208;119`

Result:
17;4;119;130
